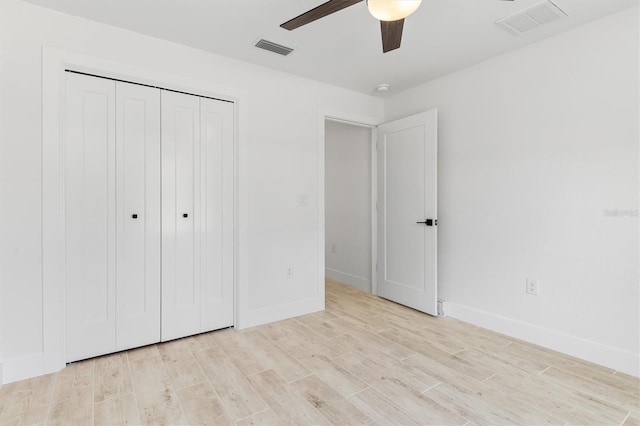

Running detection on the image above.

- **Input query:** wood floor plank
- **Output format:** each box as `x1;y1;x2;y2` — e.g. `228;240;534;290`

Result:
126;344;160;362
261;319;347;359
236;408;282;425
349;388;422;426
47;361;95;426
540;366;640;414
134;379;187;425
467;344;550;374
328;312;393;334
128;352;187;425
333;323;416;360
243;329;311;382
393;338;495;382
484;367;629;424
332;334;439;393
623;411;640;426
94;352;133;403
213;328;310;382
158;338;208;390
128;354;167;386
291;374;376;425
295;314;346;339
176;382;234;425
424;383;521;425
245;370;329;425
371;376;467;425
0;373;56;425
454;347;545;377
298;353;369;397
194;347;267;420
94;393;141;426
209;328;266;376
405;353;565;424
423;318;512;350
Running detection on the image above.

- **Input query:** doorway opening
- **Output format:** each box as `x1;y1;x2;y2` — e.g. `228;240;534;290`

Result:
324;119;376;294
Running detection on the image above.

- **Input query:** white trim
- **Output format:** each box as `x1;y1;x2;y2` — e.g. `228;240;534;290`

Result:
1;45;248;385
448;302;640;377
371;129;378;295
325;268;371;292
320;108;380;302
2;354;46;384
325;116;376;129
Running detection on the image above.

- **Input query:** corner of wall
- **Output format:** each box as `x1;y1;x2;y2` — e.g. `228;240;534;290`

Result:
237;297;324;330
325;269;371;292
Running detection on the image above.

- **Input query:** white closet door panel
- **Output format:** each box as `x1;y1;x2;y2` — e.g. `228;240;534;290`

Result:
115;81;161;350
161;90;201;341
65;73;116;362
200;98;234;331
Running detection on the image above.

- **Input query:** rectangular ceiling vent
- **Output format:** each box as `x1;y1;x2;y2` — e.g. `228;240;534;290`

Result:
255;39;294;56
496;0;568;35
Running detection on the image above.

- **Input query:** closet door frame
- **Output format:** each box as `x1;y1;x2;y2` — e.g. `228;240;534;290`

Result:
33;48;243;383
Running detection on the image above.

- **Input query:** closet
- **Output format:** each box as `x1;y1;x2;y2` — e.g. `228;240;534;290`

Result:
64;72;234;363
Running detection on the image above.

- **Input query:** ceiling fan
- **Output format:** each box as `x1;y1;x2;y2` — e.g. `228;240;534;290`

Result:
281;0;514;53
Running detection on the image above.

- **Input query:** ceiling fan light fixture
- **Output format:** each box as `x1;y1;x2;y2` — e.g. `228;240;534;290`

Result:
367;0;422;21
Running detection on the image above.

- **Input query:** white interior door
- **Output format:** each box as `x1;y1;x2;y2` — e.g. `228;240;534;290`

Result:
200;98;234;331
65;73;117;362
376;110;438;315
115;81;161;350
161;90;202;341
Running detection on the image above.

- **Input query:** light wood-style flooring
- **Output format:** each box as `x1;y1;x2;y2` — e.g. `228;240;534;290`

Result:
0;279;638;425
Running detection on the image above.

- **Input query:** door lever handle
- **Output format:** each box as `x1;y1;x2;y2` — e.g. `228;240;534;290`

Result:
416;219;436;226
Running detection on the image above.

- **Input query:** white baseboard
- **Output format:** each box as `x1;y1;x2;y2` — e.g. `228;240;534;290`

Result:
325;268;371;292
1;352;64;385
238;296;324;330
447;302;640;378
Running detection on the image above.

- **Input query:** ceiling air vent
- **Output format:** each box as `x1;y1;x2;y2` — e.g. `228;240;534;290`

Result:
496;0;567;35
255;39;294;56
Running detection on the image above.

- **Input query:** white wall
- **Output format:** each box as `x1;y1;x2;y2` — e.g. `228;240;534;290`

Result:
385;7;639;376
325;121;372;291
0;0;383;383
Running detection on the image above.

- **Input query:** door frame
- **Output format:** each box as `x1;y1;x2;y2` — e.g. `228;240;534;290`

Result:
16;46;245;382
319;110;380;296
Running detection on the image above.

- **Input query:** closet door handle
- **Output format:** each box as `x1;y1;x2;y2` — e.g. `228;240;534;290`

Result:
132;214;138;219
183;213;189;218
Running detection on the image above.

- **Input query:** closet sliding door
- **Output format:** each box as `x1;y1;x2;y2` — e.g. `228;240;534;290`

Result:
65;73;161;362
66;73;234;358
161;91;202;341
65;73;117;362
115;81;161;351
161;92;235;341
200;98;234;332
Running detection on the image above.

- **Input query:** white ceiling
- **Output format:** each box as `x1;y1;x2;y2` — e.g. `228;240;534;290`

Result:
23;0;638;96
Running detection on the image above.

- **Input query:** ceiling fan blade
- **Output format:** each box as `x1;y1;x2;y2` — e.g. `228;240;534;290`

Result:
381;19;404;53
281;0;363;30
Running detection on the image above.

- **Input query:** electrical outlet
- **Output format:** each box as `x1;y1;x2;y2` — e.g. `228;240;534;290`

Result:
331;244;337;253
526;278;538;295
286;267;294;279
